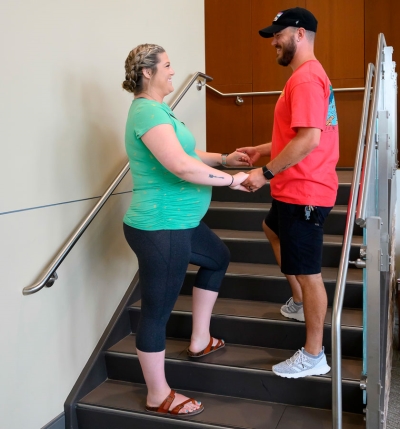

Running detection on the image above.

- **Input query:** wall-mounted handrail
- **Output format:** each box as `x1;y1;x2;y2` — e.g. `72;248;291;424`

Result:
22;71;213;295
205;84;365;98
331;62;375;429
356;34;386;226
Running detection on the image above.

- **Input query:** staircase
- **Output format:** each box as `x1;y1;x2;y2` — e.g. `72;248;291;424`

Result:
71;170;366;428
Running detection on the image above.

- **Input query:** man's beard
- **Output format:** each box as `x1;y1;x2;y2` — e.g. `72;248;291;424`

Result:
277;36;296;67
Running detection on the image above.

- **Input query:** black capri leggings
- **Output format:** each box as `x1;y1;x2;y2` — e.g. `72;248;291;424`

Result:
123;221;230;352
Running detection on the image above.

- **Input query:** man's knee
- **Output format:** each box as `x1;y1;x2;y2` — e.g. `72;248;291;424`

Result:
263;220;279;241
296;273;323;288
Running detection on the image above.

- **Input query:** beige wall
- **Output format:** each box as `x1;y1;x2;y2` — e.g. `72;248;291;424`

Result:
0;1;205;428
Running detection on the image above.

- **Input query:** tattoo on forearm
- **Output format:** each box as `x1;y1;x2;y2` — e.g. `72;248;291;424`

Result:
208;174;224;179
277;163;292;173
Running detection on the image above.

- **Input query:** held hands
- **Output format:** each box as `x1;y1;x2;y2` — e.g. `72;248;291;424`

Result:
241;168;267;192
227;151;252;167
236;146;260;165
229;172;250;192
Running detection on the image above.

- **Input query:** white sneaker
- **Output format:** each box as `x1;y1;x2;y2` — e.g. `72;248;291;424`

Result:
280;297;305;322
272;347;331;379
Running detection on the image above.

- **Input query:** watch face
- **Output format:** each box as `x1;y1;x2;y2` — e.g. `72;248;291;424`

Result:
262;166;274;179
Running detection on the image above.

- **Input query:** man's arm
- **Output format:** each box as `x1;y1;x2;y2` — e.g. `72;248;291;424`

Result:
242;128;321;190
267;128;320;175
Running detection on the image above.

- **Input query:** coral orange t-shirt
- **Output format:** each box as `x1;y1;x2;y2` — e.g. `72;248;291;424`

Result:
270;60;339;206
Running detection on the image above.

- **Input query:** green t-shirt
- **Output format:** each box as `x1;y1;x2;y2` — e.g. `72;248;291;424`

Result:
123;98;212;230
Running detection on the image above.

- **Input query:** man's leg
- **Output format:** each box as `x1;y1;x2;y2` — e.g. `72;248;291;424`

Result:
271;203;332;378
263;221;303;302
296;273;327;355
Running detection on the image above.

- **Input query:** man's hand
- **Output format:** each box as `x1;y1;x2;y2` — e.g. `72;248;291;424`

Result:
236;146;260;165
226;151;251;167
241;168;267;191
229;172;250;192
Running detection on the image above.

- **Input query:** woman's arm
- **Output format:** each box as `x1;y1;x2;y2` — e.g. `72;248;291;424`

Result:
195;150;251;167
141;124;248;188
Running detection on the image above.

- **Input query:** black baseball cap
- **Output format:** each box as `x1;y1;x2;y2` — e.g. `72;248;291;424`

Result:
259;7;318;38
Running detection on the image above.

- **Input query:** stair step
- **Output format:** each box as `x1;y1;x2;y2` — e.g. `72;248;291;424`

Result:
129;296;363;357
213;229;362;266
169;296;362;328
211;170;353;206
109;334;362;381
104;335;363;413
205;202;363;236
182;262;363;308
77;379;364;429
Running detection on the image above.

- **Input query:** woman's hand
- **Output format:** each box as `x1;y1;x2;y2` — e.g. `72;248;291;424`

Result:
229;172;250;191
227;151;252;167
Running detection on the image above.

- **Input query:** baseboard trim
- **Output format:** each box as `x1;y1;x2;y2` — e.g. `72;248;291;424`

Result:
41;412;65;429
64;272;140;429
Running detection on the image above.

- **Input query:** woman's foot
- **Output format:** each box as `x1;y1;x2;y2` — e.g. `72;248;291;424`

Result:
187;336;225;357
188;336;221;354
146;389;202;414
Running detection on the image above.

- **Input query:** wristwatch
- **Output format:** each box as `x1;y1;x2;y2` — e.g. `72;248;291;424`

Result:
262;165;274;180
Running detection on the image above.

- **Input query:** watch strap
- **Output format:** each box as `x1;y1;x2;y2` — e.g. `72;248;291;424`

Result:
262;165;274;179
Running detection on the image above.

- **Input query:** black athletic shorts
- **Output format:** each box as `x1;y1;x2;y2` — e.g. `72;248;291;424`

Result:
265;198;332;275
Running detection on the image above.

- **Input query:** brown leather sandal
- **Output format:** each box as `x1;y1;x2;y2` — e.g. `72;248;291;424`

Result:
145;389;204;417
187;336;225;358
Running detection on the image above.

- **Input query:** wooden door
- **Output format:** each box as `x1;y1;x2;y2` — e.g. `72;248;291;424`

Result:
205;0;253;156
205;0;368;167
365;0;400;154
251;0;365;167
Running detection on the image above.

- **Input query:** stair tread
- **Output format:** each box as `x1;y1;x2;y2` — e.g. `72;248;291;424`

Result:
188;262;363;283
130;296;362;328
210;201;350;213
108;334;362;381
213;229;363;245
78;379;364;429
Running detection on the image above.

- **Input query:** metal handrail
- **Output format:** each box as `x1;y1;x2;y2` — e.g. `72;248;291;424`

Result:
356;34;386;226
22;71;213;295
205;84;365;98
331;62;375;429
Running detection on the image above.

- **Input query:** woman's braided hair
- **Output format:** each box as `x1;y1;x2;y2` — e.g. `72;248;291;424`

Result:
122;44;165;95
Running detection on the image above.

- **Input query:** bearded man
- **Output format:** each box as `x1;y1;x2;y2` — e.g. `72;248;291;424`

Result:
239;7;339;379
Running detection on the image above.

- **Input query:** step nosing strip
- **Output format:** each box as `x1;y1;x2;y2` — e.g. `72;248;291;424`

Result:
209;207;267;211
218;237;360;246
76;402;237;428
186;270;363;283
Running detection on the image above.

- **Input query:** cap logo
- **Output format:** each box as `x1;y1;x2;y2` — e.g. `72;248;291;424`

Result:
296;20;299;24
273;12;283;22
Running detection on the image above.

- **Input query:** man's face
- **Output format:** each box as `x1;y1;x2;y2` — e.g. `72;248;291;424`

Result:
271;28;297;67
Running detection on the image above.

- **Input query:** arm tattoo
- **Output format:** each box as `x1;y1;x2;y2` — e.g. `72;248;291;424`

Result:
208;174;224;179
277;163;292;173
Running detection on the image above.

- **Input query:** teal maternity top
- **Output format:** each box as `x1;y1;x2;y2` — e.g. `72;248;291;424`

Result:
123;98;212;230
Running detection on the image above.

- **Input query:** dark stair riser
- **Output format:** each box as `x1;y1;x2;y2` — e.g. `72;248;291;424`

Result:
182;273;363;309
223;240;360;267
212;184;351;206
104;354;363;414
203;209;363;236
129;310;363;358
76;407;204;429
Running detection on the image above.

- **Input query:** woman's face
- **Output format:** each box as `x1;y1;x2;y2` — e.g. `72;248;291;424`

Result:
149;52;175;98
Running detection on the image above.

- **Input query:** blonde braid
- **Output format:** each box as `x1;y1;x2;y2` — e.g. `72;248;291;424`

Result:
122;44;165;95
